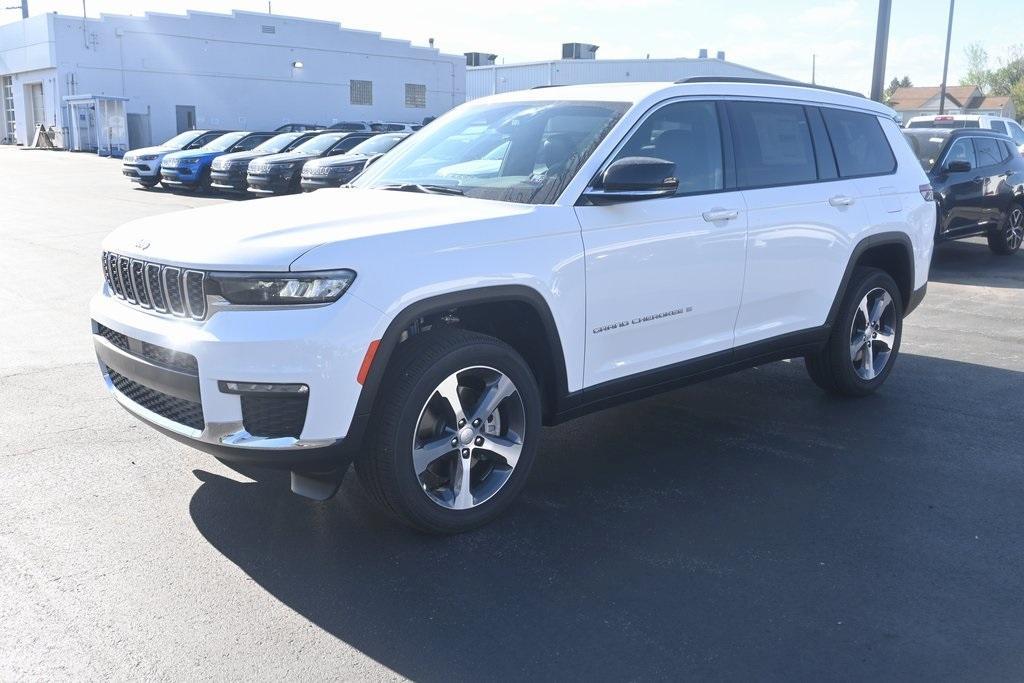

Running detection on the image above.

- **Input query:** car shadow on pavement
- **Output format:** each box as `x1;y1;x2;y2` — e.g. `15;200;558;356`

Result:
189;353;1024;681
929;239;1024;289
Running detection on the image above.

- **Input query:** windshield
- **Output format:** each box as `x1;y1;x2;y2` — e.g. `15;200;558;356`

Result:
908;119;980;129
203;132;248;151
164;130;204;149
903;130;951;171
352;100;629;204
293;134;345;154
254;132;303;153
348;134;407;156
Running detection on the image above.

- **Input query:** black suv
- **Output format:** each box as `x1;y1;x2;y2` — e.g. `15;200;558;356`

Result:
904;127;1024;254
245;131;375;195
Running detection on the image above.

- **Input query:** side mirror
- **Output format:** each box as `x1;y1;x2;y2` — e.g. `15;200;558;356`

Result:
584;157;678;205
946;159;972;173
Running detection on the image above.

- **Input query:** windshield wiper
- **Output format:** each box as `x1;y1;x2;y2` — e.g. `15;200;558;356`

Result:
378;183;465;196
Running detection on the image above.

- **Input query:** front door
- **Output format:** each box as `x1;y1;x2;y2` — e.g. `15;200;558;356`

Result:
175;105;196;134
937;137;985;237
575;100;747;387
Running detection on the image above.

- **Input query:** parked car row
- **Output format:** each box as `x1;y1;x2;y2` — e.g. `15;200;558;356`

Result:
275;120;424;133
122;129;409;195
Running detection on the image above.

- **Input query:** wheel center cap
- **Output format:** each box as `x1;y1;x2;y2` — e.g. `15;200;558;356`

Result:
458;427;475;445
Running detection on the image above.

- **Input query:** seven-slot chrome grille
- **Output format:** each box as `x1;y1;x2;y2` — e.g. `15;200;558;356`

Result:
102;251;207;320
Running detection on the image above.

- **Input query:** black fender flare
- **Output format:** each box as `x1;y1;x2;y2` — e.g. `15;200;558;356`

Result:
345;285;572;451
825;231;916;326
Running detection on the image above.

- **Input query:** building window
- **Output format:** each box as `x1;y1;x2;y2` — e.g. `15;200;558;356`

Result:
350;80;372;106
1;76;15;141
405;83;427;108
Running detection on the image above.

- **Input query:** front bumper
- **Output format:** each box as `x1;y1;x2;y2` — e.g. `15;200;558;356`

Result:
300;174;346;192
89;286;384;468
160;167;202;188
123;162;159;181
210;169;247;192
247;170;298;194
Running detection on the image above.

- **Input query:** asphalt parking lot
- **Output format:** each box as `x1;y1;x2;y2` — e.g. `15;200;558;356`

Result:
2;145;1023;680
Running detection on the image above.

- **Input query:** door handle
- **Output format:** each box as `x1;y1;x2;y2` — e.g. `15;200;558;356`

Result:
828;195;854;207
702;208;739;222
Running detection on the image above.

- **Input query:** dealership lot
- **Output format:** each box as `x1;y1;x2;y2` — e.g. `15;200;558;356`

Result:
2;146;1024;679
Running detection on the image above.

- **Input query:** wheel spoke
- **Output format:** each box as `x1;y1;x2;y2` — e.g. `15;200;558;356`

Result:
850;336;866;361
451;455;474;509
862;340;875;380
858;297;871;327
875;327;895;351
435;373;466;424
869;290;891;325
413;431;456;475
469;374;516;423
478;434;522;468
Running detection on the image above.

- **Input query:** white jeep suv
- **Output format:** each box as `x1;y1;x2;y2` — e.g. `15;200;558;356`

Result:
92;80;935;533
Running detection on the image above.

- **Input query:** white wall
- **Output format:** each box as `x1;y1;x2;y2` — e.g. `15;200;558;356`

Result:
2;10;466;147
466;57;788;100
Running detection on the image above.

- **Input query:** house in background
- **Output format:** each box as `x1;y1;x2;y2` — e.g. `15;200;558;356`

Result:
889;85;1017;122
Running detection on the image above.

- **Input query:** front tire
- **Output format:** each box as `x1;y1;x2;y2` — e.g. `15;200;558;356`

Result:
356;329;541;534
987;204;1024;255
805;267;903;397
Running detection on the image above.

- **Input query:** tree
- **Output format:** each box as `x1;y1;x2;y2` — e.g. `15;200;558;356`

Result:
961;42;991;91
884;75;913;104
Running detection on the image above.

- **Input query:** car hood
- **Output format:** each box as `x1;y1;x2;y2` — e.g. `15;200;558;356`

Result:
306;154;370;169
254;151;318;165
126;145;177;158
164;149;219;162
101;188;534;271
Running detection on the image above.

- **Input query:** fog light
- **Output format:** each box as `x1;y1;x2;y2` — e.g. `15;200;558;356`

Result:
219;381;308;395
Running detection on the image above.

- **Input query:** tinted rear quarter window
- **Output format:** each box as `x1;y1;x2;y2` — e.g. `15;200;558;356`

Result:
820;108;896;177
728;101;817;188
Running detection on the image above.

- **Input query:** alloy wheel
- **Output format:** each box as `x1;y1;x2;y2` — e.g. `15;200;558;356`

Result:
849;287;897;381
1007;207;1024;251
412;366;525;510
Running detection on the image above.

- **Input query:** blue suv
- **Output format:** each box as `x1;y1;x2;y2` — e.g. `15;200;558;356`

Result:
160;131;275;192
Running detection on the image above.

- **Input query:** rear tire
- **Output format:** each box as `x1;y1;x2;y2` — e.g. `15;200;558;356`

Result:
356;328;541;534
987;204;1024;255
805;267;903;397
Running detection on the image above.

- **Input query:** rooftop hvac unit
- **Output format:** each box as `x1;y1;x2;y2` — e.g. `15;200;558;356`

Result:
465;52;498;66
562;43;599;59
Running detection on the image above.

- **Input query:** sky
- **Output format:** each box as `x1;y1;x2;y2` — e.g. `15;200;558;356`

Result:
3;0;1021;94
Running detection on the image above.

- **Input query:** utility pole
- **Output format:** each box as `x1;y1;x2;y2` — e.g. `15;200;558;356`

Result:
812;54;817;84
938;0;955;115
870;0;892;102
4;1;28;18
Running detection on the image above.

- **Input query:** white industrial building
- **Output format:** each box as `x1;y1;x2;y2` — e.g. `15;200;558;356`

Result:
0;9;465;151
466;44;789;100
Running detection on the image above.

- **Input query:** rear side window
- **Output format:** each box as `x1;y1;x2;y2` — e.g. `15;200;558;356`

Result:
1008;122;1024;146
728;101;817;188
989;120;1007;134
614;100;724;195
820;108;896;177
973;137;1003;167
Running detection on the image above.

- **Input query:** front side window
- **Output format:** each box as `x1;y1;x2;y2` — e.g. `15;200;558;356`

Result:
729;101;817;188
973;137;1003;167
186;132;223;149
231;134;272;152
821;108;896;177
609;100;723;195
945;138;976;168
353;100;629;205
333;135;367;154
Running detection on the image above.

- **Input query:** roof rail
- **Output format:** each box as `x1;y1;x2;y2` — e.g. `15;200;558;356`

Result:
676;76;865;99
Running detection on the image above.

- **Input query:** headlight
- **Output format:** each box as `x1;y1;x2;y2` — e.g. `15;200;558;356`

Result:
209;269;356;305
138;154;159;161
183;158;200;166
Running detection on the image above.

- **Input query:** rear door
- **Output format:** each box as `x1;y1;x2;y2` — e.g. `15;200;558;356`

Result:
972;136;1014;228
730;100;870;345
